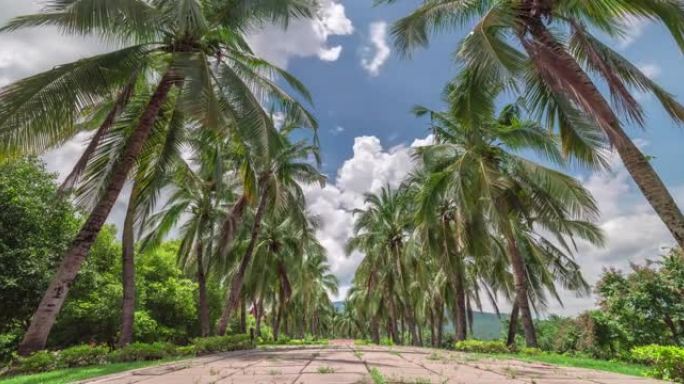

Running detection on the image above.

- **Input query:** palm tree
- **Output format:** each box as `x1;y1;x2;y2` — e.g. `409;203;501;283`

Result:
381;0;684;250
216;125;325;335
139;132;241;337
1;0;317;355
346;186;414;344
413;91;604;346
77;85;190;346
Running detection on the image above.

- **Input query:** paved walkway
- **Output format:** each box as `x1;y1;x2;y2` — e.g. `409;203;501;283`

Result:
82;344;669;384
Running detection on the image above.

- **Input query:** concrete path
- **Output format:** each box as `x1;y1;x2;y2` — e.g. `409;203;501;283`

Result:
82;344;670;384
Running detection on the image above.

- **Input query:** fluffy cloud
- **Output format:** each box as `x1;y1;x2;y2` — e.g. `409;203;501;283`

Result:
360;21;391;76
0;1;109;86
246;0;353;68
303;135;433;300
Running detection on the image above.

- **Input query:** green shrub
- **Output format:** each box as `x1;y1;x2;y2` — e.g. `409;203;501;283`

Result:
379;337;394;346
57;344;109;368
191;334;253;355
454;340;510;354
0;332;20;364
108;342;178;362
11;350;56;373
632;345;684;382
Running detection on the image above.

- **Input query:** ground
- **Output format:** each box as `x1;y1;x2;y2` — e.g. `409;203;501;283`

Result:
80;341;669;384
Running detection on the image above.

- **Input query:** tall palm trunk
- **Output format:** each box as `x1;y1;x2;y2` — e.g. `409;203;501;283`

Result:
18;71;179;356
507;301;519;347
370;316;380;344
429;308;436;347
466;297;474;337
523;19;684;250
239;299;247;334
196;238;210;337
442;217;467;341
217;195;249;254
503;225;537;347
436;300;444;347
216;182;269;335
118;183;139;347
255;297;263;337
272;298;282;341
59;75;138;194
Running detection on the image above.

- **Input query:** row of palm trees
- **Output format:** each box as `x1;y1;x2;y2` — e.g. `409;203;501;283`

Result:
332;0;684;347
2;0;684;354
0;0;336;355
343;84;604;347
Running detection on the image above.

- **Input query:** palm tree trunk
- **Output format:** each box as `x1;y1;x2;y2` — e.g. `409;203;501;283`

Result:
507;301;519;347
217;195;248;254
524;20;684;250
59;74;138;194
118;183;139;347
443;217;467;341
196;239;210;337
453;267;467;341
429;308;436;347
239;299;247;334
255;297;264;337
466;297;474;337
216;183;269;335
437;301;444;347
370;316;380;344
272;297;281;341
18;71;179;356
503;226;537;347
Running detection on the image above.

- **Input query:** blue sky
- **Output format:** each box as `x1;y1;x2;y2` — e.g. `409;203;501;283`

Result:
1;0;684;314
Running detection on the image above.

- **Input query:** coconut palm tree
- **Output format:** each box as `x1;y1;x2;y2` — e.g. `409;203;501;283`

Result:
1;0;318;354
413;88;604;346
380;0;684;250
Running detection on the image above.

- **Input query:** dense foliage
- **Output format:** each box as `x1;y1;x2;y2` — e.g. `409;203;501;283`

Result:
0;159;79;332
525;251;684;360
632;345;684;382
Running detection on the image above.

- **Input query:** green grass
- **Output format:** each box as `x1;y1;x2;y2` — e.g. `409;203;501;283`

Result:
0;358;182;384
484;353;649;378
369;367;386;384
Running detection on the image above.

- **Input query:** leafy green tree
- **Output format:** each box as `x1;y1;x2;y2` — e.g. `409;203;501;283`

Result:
596;249;684;347
0;158;79;330
380;0;684;251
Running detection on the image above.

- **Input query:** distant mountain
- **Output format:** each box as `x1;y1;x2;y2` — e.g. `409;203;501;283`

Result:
332;302;504;340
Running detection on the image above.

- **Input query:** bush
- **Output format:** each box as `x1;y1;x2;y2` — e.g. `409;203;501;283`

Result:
0;332;20;364
632;345;684;382
57;344;109;368
191;334;253;355
454;340;510;354
11;351;56;373
520;347;542;355
108;342;178;362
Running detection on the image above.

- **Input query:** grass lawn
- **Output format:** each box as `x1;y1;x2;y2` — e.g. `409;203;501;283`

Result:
0;358;183;384
487;353;650;378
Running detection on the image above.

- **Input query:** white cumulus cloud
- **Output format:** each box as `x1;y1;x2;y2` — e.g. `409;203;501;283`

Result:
361;21;391;76
246;0;353;68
